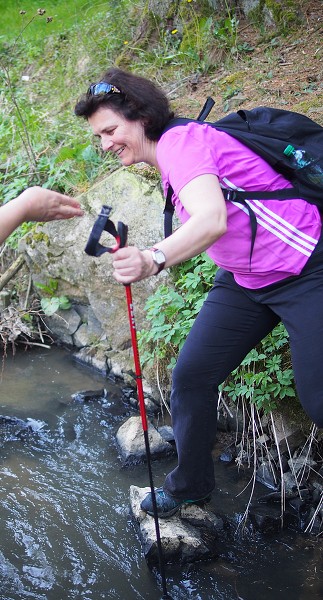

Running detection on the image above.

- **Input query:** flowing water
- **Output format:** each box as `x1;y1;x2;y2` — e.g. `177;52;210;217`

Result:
0;347;321;600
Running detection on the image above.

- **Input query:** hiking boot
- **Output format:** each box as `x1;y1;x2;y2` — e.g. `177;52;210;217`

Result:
140;487;211;518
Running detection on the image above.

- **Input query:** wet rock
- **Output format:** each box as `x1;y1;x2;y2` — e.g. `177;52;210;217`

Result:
288;455;317;475
130;486;220;566
0;415;46;441
217;398;245;433
180;503;224;533
257;491;282;504
312;481;323;503
116;416;174;464
256;460;278;490
282;471;300;497
73;346;108;374
249;505;285;533
302;504;323;535
128;395;159;415
71;389;107;402
44;308;81;346
269;412;305;453
288;494;311;522
158;425;175;444
219;448;235;463
256;434;270;446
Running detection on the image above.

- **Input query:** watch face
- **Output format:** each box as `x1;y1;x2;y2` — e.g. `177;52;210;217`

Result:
154;250;165;264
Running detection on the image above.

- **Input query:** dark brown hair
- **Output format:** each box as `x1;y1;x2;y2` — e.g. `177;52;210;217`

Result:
74;67;174;141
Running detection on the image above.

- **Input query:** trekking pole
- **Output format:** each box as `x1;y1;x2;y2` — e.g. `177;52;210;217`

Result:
85;205;172;600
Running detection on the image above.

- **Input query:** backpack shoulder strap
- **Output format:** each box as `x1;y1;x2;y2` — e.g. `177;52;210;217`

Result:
162;97;216;238
164;185;175;238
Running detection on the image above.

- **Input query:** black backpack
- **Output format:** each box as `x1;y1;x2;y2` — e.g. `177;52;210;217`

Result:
162;99;323;259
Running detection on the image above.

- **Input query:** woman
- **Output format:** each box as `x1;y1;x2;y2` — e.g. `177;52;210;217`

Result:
75;68;323;518
0;187;83;245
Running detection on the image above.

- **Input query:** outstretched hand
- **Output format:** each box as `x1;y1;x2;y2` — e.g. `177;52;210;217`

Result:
21;186;84;221
0;186;84;245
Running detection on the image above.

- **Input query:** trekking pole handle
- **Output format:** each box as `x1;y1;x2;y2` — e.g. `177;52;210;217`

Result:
85;205;128;257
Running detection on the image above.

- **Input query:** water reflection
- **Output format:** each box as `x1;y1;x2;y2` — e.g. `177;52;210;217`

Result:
0;347;322;600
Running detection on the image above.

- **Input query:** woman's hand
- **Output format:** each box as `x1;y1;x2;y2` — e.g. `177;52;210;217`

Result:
112;247;157;284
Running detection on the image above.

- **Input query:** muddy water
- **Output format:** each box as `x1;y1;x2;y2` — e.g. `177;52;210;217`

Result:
0;347;322;600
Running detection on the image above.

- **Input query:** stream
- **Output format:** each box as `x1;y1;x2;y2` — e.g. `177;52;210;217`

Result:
0;346;321;600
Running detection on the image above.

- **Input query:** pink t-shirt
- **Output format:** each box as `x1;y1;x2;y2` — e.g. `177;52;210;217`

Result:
157;122;322;289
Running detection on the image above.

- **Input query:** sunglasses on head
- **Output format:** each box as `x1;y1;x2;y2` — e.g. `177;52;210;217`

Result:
87;82;121;97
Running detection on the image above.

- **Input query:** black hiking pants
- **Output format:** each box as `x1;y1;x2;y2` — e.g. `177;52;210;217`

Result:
164;254;323;500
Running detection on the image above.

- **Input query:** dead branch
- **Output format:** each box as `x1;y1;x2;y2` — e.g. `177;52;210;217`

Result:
0;254;25;291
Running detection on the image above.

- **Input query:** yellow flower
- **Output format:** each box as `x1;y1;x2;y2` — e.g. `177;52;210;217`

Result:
187;0;193;3
171;29;178;35
124;40;129;45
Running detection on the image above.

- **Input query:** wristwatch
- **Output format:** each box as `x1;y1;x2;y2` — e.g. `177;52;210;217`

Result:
149;247;166;274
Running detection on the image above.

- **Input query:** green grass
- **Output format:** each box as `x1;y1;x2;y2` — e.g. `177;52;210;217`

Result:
0;1;132;202
0;0;108;41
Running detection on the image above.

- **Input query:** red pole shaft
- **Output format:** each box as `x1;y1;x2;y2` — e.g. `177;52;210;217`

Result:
124;284;148;432
124;285;171;599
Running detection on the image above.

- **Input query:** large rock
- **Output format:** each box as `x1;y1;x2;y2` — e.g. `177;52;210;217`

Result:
20;168;167;379
116;416;173;463
269;412;305;452
130;485;223;566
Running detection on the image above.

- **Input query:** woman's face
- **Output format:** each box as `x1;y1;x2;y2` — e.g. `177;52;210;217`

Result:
88;106;152;166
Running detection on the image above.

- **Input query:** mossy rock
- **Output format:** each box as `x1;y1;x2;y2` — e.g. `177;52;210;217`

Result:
292;96;323;125
218;71;246;89
247;0;303;32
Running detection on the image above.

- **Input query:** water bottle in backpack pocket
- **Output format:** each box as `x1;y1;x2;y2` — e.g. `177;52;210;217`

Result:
283;144;323;187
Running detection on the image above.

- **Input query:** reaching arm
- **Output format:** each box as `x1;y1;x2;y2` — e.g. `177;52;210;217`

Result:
0;186;84;245
112;174;227;283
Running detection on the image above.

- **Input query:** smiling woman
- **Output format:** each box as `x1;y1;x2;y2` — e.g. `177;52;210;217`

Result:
87;108;156;166
74;66;323;521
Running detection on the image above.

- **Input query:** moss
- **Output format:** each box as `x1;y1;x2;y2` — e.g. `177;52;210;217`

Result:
248;0;302;32
79;195;92;214
218;71;246;89
24;230;50;248
128;164;160;183
292;97;323;126
267;0;302;29
292;96;323;113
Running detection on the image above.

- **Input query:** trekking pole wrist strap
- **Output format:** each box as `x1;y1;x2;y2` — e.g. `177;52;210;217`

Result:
85;205;128;257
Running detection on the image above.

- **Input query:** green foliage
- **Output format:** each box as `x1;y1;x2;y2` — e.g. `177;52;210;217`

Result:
0;0;307;415
35;279;71;316
222;323;295;413
5;222;35;250
40;296;71;316
139;260;296;414
138;254;217;368
0;0;127;223
211;4;254;58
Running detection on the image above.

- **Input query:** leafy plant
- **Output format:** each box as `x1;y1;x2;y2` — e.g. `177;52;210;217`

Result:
138;254;217;369
35;279;71;316
221;322;295;414
213;13;239;52
139;258;296;414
